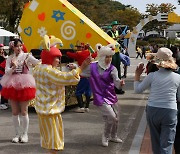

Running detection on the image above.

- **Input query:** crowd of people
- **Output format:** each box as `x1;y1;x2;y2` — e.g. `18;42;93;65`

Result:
0;24;180;154
136;44;159;59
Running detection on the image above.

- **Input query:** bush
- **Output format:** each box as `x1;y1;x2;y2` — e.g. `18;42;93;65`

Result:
174;39;180;46
136;40;149;46
148;38;167;45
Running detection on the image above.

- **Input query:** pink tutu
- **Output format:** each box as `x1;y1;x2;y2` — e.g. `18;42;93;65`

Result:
1;74;36;89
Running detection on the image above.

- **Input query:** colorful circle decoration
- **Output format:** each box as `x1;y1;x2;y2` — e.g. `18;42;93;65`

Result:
19;0;118;51
86;32;92;39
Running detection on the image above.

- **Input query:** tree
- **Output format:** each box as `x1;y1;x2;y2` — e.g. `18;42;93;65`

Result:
70;0;127;25
115;7;141;30
0;0;31;33
142;3;176;35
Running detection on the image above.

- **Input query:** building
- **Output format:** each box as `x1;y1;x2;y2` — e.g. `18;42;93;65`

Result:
165;24;180;40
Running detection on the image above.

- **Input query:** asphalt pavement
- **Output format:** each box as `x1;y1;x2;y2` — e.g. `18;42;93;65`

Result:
0;58;149;154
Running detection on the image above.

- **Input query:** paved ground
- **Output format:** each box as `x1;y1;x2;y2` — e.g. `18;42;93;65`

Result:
0;58;150;154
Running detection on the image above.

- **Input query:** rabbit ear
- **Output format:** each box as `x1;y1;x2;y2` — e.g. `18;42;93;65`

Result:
95;43;102;52
40;35;50;51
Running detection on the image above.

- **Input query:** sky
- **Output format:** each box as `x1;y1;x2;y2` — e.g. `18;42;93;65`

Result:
117;0;180;15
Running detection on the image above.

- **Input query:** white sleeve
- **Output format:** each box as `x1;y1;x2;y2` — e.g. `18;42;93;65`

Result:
5;56;15;75
111;67;121;89
26;53;40;66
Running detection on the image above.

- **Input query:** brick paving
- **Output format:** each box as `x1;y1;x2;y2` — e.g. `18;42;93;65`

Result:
140;127;175;154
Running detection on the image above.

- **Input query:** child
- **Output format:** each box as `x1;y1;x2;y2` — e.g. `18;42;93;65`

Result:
86;43;124;147
32;35;90;154
66;43;97;113
119;52;130;78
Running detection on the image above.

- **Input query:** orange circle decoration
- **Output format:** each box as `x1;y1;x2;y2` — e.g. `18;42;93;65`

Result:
86;33;92;39
24;2;30;9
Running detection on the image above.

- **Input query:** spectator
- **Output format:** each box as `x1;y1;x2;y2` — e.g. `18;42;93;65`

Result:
136;46;142;59
134;47;180;154
107;21;125;94
0;44;8;110
119;52;130;78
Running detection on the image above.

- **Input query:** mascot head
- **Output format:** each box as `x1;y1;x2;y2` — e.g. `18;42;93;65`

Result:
95;43;115;70
40;35;63;65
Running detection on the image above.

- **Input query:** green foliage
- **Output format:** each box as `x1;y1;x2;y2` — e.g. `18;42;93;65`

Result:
116;8;141;30
143;3;175;34
167;38;180;46
148;38;167;46
0;0;30;32
136;40;149;46
174;39;180;46
69;0;137;25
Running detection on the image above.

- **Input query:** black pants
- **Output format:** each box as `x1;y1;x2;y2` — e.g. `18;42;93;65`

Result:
111;52;124;94
1;96;8;104
112;52;121;78
136;52;141;59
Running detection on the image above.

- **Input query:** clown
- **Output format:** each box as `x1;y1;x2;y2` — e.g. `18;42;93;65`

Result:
33;35;90;154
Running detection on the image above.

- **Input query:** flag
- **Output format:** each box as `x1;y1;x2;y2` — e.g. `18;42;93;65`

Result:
89;46;95;53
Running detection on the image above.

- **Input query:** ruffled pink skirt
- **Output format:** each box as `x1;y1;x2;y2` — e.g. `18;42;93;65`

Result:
1;74;36;102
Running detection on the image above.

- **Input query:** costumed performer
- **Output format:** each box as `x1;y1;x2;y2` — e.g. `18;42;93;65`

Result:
66;42;97;113
32;35;91;154
84;43;125;147
1;38;40;143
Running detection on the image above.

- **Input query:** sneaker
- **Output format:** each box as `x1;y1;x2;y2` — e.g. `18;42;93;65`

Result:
12;135;20;143
115;89;125;95
75;107;85;113
110;137;123;143
20;134;28;143
84;108;89;112
102;135;109;147
0;104;8;110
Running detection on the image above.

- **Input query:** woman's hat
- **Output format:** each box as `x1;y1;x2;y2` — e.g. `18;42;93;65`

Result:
146;47;177;69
